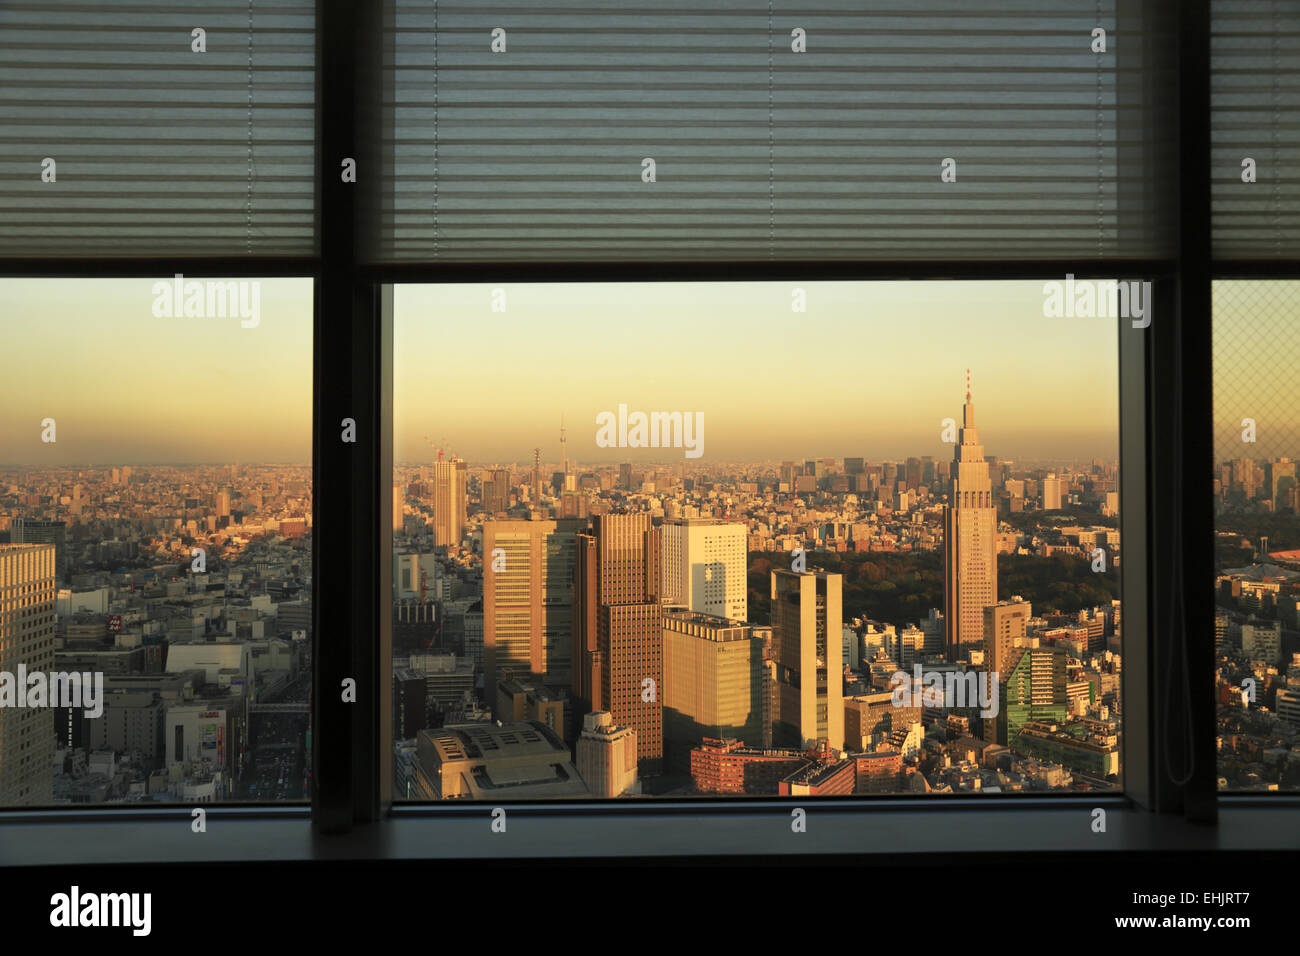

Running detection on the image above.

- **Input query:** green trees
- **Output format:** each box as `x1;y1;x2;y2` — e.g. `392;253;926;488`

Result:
745;549;1120;626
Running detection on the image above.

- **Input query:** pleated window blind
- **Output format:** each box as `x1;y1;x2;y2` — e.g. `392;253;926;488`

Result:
1211;0;1300;260
372;0;1177;262
0;1;315;257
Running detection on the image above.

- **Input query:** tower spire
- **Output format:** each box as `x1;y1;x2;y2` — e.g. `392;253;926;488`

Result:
966;368;971;403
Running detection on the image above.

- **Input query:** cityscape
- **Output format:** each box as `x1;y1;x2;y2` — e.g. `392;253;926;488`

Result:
0;464;312;806
392;373;1127;799
1213;456;1300;790
0;279;1295;808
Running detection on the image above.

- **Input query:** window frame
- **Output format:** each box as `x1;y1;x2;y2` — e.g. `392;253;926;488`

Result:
2;0;1296;868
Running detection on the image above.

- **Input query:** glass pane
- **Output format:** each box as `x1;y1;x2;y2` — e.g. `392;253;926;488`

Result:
391;279;1123;800
1214;279;1300;792
0;277;313;806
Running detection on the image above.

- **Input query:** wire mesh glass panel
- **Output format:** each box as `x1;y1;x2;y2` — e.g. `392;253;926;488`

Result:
1213;279;1300;792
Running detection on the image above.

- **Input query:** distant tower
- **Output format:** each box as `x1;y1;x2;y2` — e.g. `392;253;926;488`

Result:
944;370;998;660
533;447;543;509
1260;536;1269;561
561;415;568;477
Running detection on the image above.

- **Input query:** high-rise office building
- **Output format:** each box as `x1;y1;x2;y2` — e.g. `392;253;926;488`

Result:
944;374;998;659
905;457;922;490
770;569;844;753
482;518;581;698
997;646;1068;746
661;609;768;772
1042;474;1063;510
0;544;57;805
1232;457;1259;499
575;711;639;797
983;598;1032;680
660;518;747;621
483;467;511;515
1268;458;1295;508
572;513;663;774
9;518;67;583
392;482;404;533
432;458;466;548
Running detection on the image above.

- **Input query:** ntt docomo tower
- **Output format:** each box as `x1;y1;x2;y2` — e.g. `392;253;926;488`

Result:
944;372;998;660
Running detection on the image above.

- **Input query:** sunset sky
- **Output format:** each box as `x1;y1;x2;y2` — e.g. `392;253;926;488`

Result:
0;278;312;465
7;278;1288;468
395;280;1122;466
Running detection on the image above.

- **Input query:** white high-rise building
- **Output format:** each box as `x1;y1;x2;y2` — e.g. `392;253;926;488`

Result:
1042;474;1063;510
575;711;639;797
660;518;747;621
0;544;57;805
944;373;998;659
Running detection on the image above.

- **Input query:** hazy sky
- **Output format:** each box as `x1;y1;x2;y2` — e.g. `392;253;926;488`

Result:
395;280;1122;466
15;278;1285;469
0;278;312;465
1212;280;1300;463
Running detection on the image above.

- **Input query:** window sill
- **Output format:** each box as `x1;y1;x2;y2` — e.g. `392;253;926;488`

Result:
1;799;1294;867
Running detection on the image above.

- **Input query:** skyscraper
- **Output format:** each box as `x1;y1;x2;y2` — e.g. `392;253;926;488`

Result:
661;609;769;772
0;544;57;805
659;517;747;621
432;458;466;548
770;568;844;753
482;518;581;698
944;373;998;660
9;518;66;583
572;513;663;774
983;597;1032;686
483;467;511;515
1042;474;1063;510
1267;458;1295;508
996;646;1068;746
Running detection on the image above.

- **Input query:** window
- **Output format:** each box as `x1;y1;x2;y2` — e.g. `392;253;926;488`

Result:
0;277;313;806
0;0;1292;908
1213;280;1300;791
389;279;1127;800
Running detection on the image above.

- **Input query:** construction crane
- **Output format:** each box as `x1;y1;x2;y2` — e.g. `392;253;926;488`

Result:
423;435;447;462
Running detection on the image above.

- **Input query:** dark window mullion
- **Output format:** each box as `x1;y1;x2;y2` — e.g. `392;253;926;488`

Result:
314;0;383;832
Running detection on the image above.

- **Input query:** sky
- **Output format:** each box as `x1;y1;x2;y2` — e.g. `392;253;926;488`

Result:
9;277;1286;469
395;280;1122;466
1212;280;1300;463
0;278;312;465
